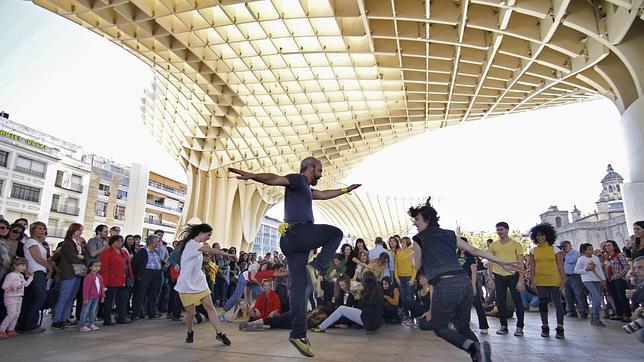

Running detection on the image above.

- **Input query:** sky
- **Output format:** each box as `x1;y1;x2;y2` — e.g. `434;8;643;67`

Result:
0;1;627;234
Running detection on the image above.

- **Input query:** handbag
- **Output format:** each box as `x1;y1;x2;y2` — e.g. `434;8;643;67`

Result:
72;263;88;277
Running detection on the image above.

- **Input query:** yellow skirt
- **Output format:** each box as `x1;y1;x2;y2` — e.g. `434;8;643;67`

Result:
179;290;210;307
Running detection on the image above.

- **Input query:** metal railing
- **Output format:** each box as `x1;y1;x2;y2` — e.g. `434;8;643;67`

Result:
14;165;45;178
47;227;65;238
148;180;186;197
95;210;106;217
144;217;177;228
146;200;183;212
50;204;80;216
55;180;83;193
114;214;126;220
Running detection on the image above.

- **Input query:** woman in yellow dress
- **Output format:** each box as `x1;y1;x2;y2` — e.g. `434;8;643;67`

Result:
528;222;566;339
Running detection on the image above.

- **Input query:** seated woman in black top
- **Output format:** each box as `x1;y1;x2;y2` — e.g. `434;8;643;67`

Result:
311;271;384;334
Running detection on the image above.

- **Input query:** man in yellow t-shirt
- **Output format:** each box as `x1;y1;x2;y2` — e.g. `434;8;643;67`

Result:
487;222;525;337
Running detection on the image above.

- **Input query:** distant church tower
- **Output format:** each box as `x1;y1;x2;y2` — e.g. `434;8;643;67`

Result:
596;164;624;221
540;205;570;229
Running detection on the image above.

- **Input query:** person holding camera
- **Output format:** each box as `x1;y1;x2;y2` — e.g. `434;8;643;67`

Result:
624;256;643;342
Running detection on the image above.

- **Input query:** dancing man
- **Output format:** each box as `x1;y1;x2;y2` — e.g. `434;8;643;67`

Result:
409;198;521;362
230;156;360;357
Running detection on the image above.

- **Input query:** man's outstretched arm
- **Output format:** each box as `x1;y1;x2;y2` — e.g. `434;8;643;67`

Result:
229;168;289;186
312;184;362;200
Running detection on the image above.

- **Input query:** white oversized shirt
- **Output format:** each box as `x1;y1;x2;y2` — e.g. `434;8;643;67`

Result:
174;240;209;293
574;255;606;282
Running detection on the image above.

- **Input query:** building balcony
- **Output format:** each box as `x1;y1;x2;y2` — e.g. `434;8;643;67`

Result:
146;200;183;213
95;210;106;217
47;227;65;238
50;204;80;216
14;165;45;178
144;217;177;229
114;214;125;221
55;180;83;193
148;180;186;197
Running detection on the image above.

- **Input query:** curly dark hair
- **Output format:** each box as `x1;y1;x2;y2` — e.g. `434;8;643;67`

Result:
408;197;440;227
529;223;557;245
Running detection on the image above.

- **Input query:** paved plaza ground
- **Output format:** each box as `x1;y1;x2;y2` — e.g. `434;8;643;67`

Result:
0;309;639;361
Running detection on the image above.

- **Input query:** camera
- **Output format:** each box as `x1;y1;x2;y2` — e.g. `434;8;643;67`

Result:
623;317;643;334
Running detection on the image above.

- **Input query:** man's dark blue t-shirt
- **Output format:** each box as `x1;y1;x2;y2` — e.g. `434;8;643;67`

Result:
284;174;314;224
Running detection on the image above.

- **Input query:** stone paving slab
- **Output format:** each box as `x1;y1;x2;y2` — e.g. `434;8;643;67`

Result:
0;310;638;361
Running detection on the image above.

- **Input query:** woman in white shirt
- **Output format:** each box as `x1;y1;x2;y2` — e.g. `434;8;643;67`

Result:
574;243;607;327
17;222;49;333
174;223;233;346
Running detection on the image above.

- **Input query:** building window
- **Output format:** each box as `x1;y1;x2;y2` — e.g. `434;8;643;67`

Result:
100;169;112;182
51;194;60;210
0;150;8;168
55;171;64;187
10;183;41;202
14;156;46;177
0;179;3;196
114;205;126;220
95;201;107;217
616;184;620;192
555;216;562;228
99;183;111;196
117;189;128;200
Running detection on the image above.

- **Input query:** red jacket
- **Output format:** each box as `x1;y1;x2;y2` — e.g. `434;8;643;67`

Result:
82;272;105;300
100;247;134;288
254;291;281;319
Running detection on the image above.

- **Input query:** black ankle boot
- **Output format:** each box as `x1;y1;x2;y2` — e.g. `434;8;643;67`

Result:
186;331;194;343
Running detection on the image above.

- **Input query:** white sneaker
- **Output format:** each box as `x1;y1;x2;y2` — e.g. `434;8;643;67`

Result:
89;324;99;331
480;329;488;334
80;326;91;332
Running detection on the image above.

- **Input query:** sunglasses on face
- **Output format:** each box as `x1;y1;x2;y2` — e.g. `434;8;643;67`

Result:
10;229;22;234
0;226;7;230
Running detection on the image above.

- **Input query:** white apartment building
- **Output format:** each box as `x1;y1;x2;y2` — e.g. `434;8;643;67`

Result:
251;216;281;256
0;112;91;243
81;158;186;242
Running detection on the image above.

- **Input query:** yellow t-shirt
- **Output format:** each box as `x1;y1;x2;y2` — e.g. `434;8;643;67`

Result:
489;240;523;276
530;243;561;286
394;248;417;280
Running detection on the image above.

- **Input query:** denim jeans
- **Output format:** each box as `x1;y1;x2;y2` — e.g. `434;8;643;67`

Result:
53;277;81;323
493;273;525;328
18;271;47;331
319;305;363;330
79;298;98;327
520;289;539;309
223;273;263;311
583;281;603;322
537;286;564;326
431;274;479;352
564;274;588;315
398;276;415;315
280;223;343;339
